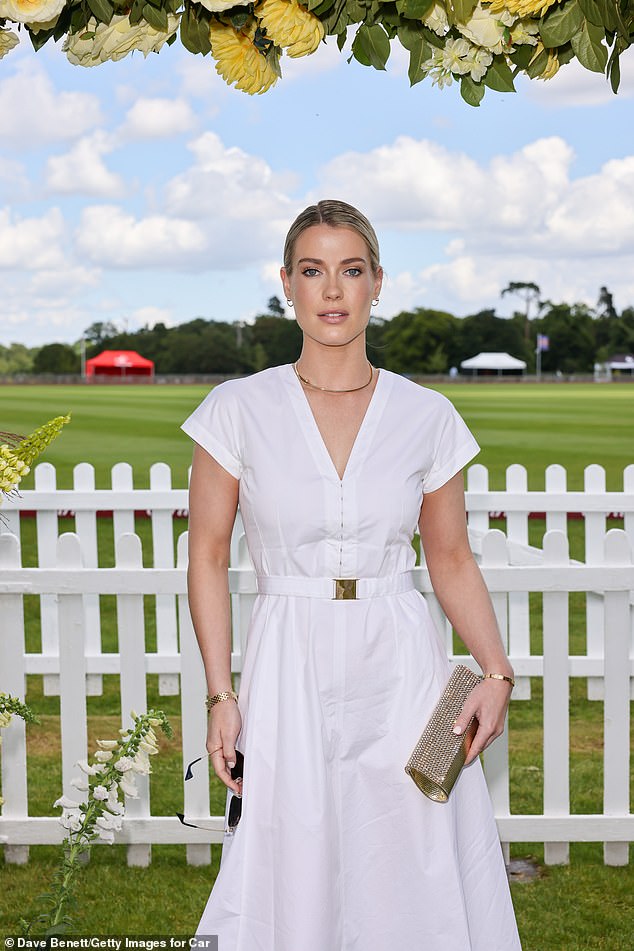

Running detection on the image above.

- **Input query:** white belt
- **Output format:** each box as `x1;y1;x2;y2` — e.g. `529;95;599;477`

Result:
256;571;415;601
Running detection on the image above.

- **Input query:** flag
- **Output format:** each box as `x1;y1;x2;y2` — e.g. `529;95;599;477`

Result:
536;334;549;352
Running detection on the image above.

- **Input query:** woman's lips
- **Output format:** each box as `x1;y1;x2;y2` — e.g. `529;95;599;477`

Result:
318;311;349;324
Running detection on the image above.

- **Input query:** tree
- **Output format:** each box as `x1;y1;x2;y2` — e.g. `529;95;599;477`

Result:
33;343;80;375
596;286;617;321
250;315;302;368
501;282;541;341
83;322;118;350
383;309;458;374
536;303;595;374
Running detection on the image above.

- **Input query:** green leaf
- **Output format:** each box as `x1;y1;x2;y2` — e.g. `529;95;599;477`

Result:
525;45;549;77
577;0;605;26
395;0;434;19
508;44;534;69
608;48;620;92
86;0;114;25
460;74;485;106
129;0;145;25
570;18;608;71
306;0;335;12
28;24;57;50
351;23;391;69
540;0;584;46
143;2;168;31
398;29;431;85
483;55;516;91
180;10;202;54
451;0;478;24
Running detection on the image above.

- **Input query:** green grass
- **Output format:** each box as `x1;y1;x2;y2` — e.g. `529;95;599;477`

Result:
1;381;633;488
1;380;633;946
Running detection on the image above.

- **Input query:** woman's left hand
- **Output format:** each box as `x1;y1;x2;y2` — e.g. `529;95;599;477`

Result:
452;677;513;765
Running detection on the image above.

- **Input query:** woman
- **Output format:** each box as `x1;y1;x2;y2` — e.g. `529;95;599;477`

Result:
182;199;522;950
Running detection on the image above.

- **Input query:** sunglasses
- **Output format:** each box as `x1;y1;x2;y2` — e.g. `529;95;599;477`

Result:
177;749;244;836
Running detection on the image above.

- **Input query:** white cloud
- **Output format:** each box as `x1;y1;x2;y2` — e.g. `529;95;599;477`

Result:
131;305;173;328
118;97;197;139
0;207;66;269
523;56;634;108
45;131;125;197
0;60;102;148
75;205;208;268
0;156;30;201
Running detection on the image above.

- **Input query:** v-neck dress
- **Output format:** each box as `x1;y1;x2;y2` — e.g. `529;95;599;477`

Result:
182;364;521;951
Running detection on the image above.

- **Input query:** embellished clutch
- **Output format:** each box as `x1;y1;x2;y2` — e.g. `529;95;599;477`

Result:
405;665;482;802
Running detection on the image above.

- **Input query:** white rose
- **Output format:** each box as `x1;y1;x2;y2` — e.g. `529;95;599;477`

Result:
422;2;449;37
0;0;65;25
92;785;109;800
510;18;539;46
114;755;134;772
0;28;19;58
459;3;513;54
64;13;179;67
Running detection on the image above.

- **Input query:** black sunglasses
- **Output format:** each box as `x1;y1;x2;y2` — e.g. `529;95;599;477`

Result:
177;749;244;836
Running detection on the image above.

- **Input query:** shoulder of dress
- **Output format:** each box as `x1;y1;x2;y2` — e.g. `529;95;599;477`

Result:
384;371;453;409
210;365;288;400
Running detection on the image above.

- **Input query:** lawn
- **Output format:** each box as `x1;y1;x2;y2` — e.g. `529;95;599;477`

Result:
1;381;633;489
1;379;633;948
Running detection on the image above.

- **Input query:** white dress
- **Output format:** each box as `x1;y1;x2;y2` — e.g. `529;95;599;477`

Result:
182;364;522;951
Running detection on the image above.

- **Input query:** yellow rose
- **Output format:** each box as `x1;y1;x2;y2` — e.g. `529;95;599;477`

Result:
64;13;179;66
0;0;65;24
488;0;557;18
209;21;279;95
256;0;324;58
0;28;19;57
458;3;513;54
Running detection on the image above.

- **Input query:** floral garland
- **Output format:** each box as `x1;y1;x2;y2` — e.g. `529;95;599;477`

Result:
0;0;631;102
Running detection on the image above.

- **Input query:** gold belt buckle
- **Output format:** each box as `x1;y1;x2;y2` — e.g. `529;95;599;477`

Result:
334;578;357;600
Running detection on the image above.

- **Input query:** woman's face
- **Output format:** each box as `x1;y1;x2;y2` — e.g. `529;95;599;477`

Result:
281;224;382;351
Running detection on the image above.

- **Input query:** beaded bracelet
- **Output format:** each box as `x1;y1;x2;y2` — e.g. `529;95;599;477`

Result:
483;673;515;688
205;690;238;710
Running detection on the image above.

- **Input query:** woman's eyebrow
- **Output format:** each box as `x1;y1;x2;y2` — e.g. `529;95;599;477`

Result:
297;256;367;265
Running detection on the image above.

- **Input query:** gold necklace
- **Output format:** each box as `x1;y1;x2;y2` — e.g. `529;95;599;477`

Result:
293;361;375;394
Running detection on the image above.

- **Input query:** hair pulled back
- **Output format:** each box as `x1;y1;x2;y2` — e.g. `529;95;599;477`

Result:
283;200;380;276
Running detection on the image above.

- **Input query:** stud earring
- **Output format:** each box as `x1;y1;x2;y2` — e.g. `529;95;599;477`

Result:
286;299;294;307
372;298;379;306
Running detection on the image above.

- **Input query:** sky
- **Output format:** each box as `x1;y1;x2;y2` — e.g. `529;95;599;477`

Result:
1;29;634;348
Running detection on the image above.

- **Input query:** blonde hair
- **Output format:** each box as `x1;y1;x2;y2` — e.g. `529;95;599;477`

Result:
283;200;381;275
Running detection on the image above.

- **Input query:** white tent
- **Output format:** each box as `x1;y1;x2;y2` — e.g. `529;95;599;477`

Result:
460;352;527;375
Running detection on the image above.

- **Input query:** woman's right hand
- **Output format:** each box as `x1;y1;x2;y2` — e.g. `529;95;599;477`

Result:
207;700;243;795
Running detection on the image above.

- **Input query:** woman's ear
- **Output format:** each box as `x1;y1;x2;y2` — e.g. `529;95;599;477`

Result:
373;266;384;301
280;266;291;301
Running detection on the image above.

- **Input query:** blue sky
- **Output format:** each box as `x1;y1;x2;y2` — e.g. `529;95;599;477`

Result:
1;31;633;347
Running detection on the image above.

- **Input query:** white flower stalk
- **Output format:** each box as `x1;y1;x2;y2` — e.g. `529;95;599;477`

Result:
39;710;171;935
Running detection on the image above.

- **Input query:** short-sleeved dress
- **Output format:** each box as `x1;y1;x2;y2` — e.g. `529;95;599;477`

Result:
182;363;522;951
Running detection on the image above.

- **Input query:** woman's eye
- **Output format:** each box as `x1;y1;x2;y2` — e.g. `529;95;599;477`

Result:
302;267;320;277
345;267;362;277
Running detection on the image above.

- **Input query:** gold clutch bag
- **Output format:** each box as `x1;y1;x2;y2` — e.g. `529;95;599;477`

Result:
405;665;482;802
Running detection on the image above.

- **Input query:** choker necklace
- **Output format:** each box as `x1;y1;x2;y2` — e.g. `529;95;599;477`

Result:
293;361;375;394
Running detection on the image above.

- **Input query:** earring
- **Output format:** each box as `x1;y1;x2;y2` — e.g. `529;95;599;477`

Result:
372;298;379;306
286;299;294;307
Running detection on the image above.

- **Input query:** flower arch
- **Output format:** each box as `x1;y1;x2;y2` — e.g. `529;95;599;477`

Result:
0;0;632;104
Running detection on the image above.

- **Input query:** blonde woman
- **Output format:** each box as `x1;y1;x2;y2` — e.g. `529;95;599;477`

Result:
182;200;521;950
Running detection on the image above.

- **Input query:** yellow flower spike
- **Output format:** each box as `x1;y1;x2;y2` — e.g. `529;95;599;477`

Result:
13;415;71;467
528;39;560;80
488;0;557;17
256;0;324;57
209;20;279;94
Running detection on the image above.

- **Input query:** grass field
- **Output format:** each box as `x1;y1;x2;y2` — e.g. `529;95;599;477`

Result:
1;379;633;948
1;381;633;489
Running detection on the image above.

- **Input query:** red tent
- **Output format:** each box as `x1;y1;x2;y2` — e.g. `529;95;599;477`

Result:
85;350;154;379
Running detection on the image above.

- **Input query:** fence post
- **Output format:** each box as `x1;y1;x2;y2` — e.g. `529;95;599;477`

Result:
545;465;567;535
57;534;89;810
506;465;530;699
150;463;179;696
35;463;60;696
624;465;634;702
0;533;29;865
585;465;607;700
602;529;631;866
116;533;152;867
480;530;511;862
111;463;135;542
542;530;570;866
73;463;103;696
177;532;213;864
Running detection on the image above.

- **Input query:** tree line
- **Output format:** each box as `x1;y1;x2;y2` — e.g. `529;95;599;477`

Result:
4;287;634;378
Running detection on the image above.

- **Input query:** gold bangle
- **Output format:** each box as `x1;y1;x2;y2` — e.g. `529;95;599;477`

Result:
205;690;238;710
483;673;515;688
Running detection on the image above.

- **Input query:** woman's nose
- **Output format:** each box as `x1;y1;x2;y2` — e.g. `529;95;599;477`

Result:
324;277;343;299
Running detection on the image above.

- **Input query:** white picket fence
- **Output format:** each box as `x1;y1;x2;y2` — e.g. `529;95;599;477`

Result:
0;462;633;868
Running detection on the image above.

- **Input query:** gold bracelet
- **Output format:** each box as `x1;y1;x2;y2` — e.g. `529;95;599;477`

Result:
483;673;515;688
205;690;238;710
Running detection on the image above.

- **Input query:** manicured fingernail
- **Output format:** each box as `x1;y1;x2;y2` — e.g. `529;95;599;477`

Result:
227;761;235;769
452;725;462;735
